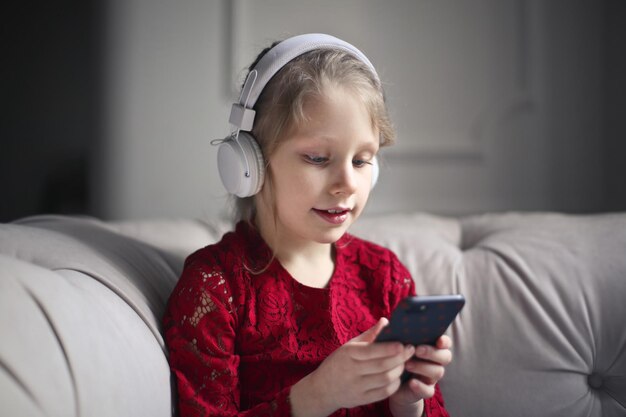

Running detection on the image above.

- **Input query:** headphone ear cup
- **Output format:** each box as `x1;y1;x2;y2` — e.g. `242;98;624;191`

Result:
370;156;379;190
217;132;266;197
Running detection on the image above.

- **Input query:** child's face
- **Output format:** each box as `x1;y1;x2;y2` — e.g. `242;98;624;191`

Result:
257;87;379;246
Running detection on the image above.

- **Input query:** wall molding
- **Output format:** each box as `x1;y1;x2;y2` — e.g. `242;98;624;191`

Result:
227;0;538;161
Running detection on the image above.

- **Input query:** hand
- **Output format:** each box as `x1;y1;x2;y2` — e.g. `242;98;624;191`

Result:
290;318;415;417
388;335;453;417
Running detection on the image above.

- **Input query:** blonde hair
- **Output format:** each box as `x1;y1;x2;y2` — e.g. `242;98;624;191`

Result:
234;43;396;223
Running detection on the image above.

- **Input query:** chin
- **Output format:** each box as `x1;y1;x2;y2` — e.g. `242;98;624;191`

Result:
315;224;351;244
317;233;344;245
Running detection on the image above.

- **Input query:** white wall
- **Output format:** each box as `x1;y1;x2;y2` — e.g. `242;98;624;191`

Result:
94;0;607;221
94;0;233;220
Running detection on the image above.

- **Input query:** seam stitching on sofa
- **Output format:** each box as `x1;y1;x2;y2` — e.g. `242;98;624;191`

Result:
52;267;168;355
24;286;80;417
0;358;44;413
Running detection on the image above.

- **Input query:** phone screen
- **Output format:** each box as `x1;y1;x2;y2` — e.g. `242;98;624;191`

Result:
375;294;465;346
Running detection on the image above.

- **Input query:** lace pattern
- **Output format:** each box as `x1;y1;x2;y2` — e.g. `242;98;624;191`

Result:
163;222;449;417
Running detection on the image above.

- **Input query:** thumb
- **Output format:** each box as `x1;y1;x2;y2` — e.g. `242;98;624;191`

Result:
352;317;389;343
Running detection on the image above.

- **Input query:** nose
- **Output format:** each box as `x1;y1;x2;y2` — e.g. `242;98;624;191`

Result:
330;160;359;195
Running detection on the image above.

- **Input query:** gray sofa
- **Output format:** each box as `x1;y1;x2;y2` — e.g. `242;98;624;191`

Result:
1;212;625;417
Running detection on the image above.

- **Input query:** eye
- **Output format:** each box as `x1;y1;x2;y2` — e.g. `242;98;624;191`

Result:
353;158;373;168
303;154;329;165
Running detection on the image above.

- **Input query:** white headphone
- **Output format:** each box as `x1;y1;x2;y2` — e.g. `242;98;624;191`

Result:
216;33;380;198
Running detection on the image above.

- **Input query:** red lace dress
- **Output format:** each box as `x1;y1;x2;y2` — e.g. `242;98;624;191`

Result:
163;222;449;417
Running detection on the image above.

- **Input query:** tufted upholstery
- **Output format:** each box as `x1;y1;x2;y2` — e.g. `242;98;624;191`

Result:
353;213;626;417
1;212;625;417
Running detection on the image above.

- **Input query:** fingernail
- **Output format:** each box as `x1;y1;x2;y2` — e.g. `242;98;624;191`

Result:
405;345;415;355
417;346;427;355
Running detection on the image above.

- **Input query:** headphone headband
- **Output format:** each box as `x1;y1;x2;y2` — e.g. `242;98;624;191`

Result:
219;33;381;198
229;33;380;131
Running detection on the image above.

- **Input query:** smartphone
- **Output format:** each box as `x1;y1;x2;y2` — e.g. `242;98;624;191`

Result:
376;294;465;383
376;294;465;346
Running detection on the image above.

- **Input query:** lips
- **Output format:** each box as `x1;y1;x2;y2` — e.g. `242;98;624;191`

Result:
313;207;351;224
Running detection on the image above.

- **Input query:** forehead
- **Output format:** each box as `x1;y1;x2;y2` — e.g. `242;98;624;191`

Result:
290;87;379;145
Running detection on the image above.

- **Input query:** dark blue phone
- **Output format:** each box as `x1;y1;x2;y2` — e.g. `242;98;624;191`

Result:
375;294;465;383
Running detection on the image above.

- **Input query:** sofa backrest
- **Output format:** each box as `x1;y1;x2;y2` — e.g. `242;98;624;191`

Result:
0;215;226;417
353;212;626;417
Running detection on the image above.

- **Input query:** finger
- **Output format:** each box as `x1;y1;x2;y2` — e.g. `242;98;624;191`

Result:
436;335;452;349
364;362;407;389
414;345;452;366
357;345;416;374
406;377;436;399
352;317;389;343
405;360;445;384
350;340;407;361
363;377;403;405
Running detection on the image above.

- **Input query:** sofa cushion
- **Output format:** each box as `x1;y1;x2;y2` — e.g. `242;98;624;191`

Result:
0;216;200;417
353;212;626;417
2;216;181;346
0;255;174;417
451;212;626;416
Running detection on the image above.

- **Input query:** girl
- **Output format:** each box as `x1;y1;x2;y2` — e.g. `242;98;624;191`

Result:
163;33;452;417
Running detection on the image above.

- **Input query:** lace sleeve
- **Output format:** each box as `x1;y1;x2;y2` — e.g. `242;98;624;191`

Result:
163;257;292;417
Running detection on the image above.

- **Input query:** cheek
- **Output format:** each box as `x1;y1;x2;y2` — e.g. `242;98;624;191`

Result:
357;173;373;194
357;188;370;208
270;173;312;210
355;181;372;208
275;168;321;194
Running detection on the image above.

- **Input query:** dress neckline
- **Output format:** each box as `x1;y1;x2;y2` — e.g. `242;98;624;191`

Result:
235;221;352;293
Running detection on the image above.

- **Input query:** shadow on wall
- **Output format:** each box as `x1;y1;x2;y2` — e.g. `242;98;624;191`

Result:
1;1;104;222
